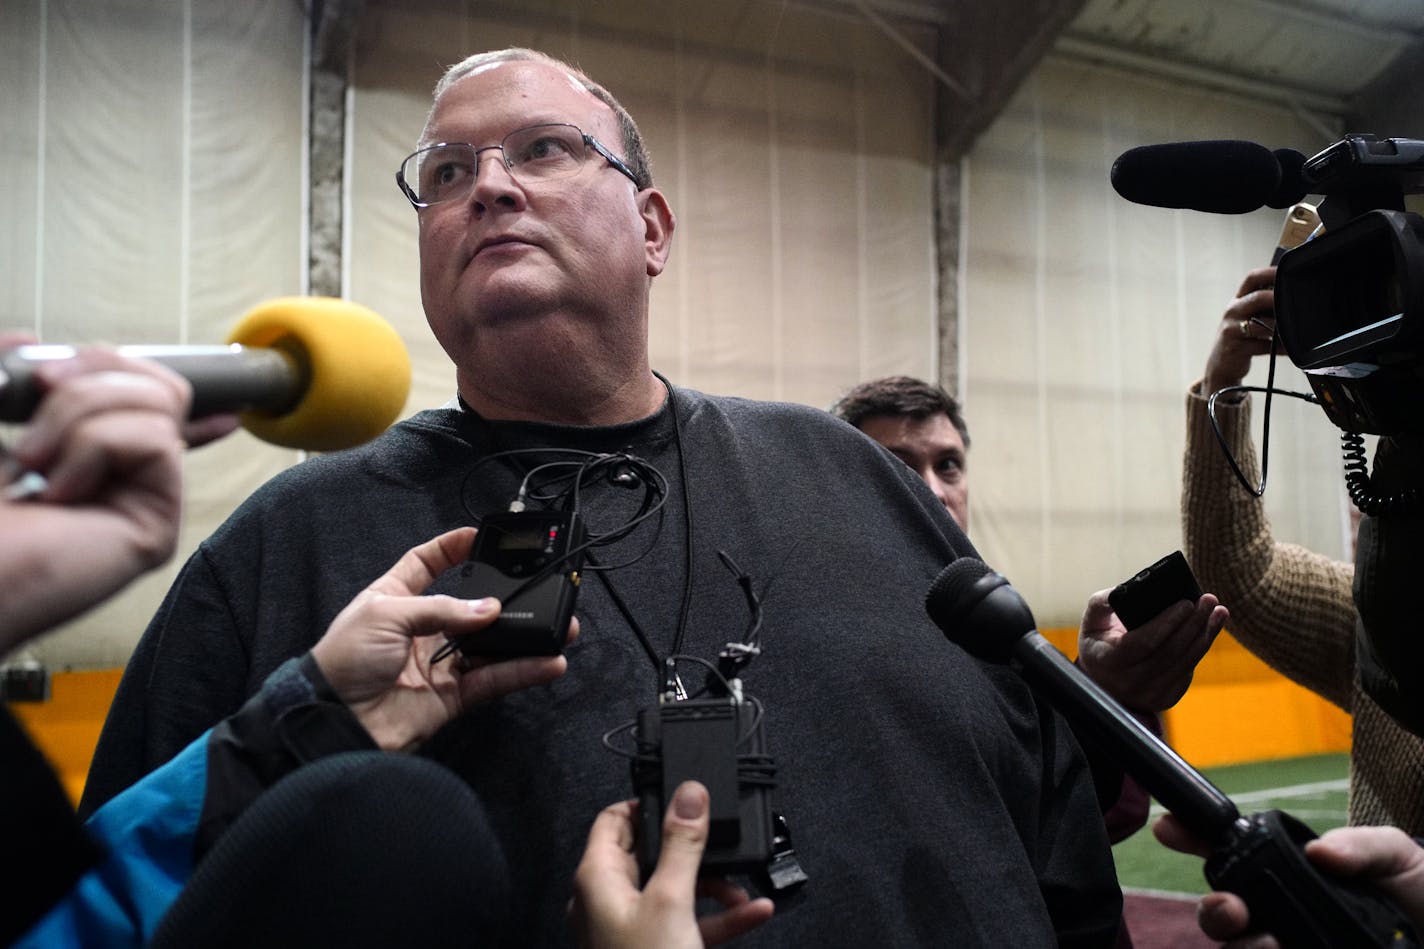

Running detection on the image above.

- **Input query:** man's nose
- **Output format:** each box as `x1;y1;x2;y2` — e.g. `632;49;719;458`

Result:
468;147;523;206
919;466;951;506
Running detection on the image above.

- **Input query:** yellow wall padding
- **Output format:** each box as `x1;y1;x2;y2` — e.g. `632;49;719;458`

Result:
1034;628;1349;768
1163;631;1350;768
8;669;121;807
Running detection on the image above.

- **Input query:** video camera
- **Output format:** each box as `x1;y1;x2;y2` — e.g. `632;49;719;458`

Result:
1111;133;1424;438
1274;135;1424;438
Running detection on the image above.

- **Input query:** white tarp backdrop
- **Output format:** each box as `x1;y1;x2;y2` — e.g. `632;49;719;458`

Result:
2;0;1351;668
962;56;1348;622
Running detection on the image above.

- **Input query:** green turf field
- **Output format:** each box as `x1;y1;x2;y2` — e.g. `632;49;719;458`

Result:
1112;753;1350;896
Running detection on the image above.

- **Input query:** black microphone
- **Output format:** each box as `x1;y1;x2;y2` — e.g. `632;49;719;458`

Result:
1110;140;1309;214
1268;147;1310;209
0;297;411;451
926;558;1420;949
925;557;1240;840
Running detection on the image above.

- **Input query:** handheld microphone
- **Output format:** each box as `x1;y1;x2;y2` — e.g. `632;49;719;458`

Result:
0;297;410;451
925;557;1239;836
1110;140;1309;214
926;558;1418;949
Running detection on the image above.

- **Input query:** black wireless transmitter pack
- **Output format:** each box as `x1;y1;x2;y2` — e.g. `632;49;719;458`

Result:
445;509;586;658
630;696;775;880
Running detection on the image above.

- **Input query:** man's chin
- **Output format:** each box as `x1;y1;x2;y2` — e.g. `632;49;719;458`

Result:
456;267;558;315
441;290;572;337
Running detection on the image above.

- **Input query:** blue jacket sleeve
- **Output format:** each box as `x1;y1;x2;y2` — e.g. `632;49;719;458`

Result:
12;732;209;949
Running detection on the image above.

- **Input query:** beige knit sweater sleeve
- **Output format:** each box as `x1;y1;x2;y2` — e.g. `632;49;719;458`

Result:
1181;385;1356;709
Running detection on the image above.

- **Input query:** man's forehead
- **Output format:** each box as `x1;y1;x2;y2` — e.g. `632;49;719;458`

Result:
459;58;589;95
434;59;604;124
424;61;616;150
862;412;966;452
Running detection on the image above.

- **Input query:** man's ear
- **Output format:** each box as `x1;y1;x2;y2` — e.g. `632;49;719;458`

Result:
638;189;676;277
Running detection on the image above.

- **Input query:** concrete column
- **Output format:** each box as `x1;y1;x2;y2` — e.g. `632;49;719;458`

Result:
307;0;364;299
927;0;1088;397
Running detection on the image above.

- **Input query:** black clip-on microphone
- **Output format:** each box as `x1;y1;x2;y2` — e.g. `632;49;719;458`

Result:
925;558;1418;949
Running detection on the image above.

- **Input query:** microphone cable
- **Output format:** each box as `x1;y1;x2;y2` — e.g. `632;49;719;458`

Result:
1342;433;1422;516
1205;327;1424;516
430;446;672;666
1204;319;1317;499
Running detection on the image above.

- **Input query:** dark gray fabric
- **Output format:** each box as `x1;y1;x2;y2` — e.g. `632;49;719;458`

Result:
83;385;1121;946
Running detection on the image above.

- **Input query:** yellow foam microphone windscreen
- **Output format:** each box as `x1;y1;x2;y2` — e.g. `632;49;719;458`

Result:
225;297;411;451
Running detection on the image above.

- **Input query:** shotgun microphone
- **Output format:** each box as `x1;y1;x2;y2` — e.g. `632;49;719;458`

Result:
1110;140;1310;214
0;297;410;451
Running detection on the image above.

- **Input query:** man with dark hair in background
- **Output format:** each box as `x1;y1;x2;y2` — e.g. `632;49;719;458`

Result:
832;376;971;530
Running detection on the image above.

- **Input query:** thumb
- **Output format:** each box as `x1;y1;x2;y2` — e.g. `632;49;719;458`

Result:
1080;589;1116;629
647;781;710;892
393;593;501;640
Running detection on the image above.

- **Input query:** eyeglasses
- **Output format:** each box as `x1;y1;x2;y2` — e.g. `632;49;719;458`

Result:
396;123;640;209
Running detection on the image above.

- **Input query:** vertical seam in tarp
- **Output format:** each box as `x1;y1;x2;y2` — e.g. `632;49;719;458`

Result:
299;4;312;298
1031;74;1051;586
34;0;48;338
179;0;192;343
674;35;690;383
341;77;354;301
1102;87;1125;545
955;155;968;401
855;61;869;385
767;48;784;401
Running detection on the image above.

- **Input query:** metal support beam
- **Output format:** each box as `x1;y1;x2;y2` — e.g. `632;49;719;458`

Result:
934;159;963;397
1053;33;1347;118
307;0;364;299
925;0;1090;395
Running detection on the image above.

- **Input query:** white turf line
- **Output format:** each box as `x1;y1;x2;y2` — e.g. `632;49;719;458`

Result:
1121;887;1201;902
1145;778;1351;818
1229;778;1349;805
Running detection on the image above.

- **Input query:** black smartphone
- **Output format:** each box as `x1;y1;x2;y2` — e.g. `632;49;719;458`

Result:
1108;550;1202;628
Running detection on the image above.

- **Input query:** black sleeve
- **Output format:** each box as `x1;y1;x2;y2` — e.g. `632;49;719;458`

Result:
1354;434;1424;737
195;653;377;858
0;707;103;945
1031;698;1126;948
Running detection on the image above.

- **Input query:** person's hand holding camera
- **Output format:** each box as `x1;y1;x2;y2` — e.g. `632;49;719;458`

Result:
1202;266;1278;399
